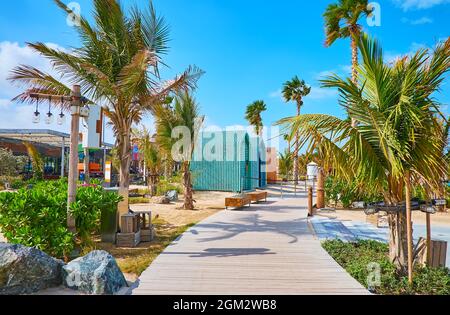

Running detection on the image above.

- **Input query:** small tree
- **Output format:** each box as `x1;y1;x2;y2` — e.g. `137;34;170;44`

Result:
278;150;293;181
132;126;162;196
23;142;44;180
0;148;27;177
155;92;203;210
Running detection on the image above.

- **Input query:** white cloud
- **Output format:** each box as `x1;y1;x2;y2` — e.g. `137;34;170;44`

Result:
306;86;338;100
0;41;81;137
384;42;428;63
393;0;450;11
0;41;66;99
401;17;434;24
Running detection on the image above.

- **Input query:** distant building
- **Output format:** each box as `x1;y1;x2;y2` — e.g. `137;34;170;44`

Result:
190;130;267;192
266;147;278;184
0;129;113;179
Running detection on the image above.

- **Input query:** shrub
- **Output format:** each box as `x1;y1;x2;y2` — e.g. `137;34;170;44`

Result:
0;148;27;176
157;179;181;196
70;181;122;246
325;176;383;208
129;197;151;204
322;240;450;295
0;179;122;258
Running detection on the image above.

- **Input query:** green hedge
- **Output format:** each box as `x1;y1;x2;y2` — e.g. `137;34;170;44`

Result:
322;240;450;295
0;179;122;258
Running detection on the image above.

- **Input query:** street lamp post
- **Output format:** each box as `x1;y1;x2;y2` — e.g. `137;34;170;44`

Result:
28;85;88;233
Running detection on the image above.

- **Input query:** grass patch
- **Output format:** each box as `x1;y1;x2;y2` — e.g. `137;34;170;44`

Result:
322;239;450;295
129;197;151;204
97;218;195;276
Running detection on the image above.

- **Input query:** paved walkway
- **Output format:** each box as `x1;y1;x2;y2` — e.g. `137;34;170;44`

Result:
131;193;368;295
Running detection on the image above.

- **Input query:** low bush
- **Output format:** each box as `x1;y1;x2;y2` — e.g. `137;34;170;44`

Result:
322;239;450;295
0;179;122;259
157;179;181;196
129;197;151;204
325;176;383;208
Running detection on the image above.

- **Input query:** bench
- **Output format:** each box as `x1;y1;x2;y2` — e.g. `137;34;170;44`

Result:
225;195;251;210
246;191;268;204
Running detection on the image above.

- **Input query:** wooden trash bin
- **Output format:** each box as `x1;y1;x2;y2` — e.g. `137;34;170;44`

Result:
117;213;141;248
132;210;154;243
415;237;448;268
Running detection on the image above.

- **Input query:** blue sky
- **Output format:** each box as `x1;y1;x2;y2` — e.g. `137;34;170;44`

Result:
1;0;450;146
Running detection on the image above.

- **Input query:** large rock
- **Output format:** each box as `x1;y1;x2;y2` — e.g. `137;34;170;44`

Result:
0;244;63;295
62;250;127;295
156;196;171;204
166;190;179;202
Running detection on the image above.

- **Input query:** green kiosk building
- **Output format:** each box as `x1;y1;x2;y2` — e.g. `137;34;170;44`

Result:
190;130;267;192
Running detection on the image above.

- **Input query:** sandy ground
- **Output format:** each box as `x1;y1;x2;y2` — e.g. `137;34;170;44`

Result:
130;190;236;226
322;208;450;227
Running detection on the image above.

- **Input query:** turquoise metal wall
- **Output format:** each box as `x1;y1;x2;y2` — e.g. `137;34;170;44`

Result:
191;131;267;192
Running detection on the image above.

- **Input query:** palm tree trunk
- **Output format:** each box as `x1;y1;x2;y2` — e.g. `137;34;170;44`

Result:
387;178;409;272
405;171;414;284
351;34;359;128
118;130;131;229
182;161;194;210
294;101;301;185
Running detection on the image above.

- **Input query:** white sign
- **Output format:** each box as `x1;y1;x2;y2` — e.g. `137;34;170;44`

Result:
82;104;101;149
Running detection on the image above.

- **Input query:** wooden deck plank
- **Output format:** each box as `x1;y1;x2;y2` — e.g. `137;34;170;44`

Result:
131;193;368;295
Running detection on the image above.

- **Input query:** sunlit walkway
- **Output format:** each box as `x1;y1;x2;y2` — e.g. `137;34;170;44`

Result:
131;191;368;295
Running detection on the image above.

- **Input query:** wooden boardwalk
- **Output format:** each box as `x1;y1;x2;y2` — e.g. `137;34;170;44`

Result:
131;193;368;295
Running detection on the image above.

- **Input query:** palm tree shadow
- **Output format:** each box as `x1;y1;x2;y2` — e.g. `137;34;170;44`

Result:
191;214;310;244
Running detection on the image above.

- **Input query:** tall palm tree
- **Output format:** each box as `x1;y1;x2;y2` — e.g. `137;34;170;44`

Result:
324;0;371;83
245;100;267;136
278;35;450;279
282;76;311;185
324;0;372;127
155;92;203;210
132;126;162;196
8;0;203;220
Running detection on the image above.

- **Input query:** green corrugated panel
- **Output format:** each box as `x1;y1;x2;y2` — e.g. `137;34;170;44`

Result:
191;130;267;192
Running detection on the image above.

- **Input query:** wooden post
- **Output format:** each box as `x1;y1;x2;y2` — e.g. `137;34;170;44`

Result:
67;85;81;233
426;213;432;266
405;171;414;285
308;187;313;217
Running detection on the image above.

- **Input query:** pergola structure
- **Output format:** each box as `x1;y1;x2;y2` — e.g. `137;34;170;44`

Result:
0;129;70;177
0;129;113;178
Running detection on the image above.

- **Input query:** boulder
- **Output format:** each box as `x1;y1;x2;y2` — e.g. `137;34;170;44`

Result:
62;250;127;295
156;196;171;204
165;190;179;202
0;244;63;295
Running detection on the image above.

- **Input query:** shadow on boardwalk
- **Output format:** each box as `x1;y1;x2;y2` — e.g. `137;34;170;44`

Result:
131;194;369;295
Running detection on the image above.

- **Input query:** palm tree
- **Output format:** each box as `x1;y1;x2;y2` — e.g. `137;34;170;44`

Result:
23;142;44;180
324;0;372;127
8;0;203;220
245;100;267;136
278;150;293;182
278;35;450;280
155;92;203;210
324;0;371;83
282;76;311;185
132;126;162;196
